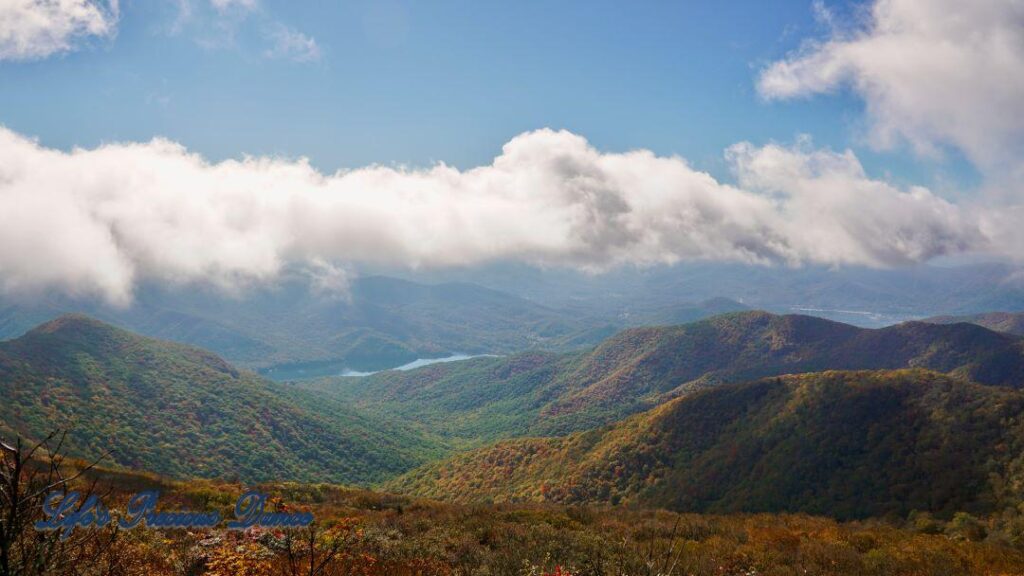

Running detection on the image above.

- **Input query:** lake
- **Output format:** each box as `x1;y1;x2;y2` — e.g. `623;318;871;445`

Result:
262;353;494;381
340;354;492;377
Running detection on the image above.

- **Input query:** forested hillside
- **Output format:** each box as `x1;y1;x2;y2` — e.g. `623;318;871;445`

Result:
387;369;1024;519
0;314;444;484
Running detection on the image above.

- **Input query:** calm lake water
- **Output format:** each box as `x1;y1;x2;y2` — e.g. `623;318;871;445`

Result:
340;354;490;377
262;353;493;381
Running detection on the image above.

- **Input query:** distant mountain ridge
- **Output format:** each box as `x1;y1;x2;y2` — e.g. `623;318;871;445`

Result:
305;310;1024;441
924;311;1024;336
0;275;604;374
0;314;444;484
0;277;754;377
387;369;1024;519
398;262;1024;326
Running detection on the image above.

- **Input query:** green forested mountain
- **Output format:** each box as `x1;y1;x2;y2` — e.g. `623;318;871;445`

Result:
925;311;1024;336
387;369;1024;519
0;314;444;484
307;311;1024;441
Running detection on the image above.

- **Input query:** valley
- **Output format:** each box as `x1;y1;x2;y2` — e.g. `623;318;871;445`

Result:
301;310;1024;443
5;264;1023;378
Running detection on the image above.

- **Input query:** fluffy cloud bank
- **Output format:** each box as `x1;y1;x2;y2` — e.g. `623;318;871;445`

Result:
0;126;998;304
758;0;1024;172
0;0;118;60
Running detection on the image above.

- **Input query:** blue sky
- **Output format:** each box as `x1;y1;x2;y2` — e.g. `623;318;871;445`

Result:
0;0;972;187
0;0;1020;303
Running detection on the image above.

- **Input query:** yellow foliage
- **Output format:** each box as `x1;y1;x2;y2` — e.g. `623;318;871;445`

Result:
206;542;273;576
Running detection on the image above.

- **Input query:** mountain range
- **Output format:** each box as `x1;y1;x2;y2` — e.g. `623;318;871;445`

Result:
0;276;602;375
394;261;1024;327
4;261;1024;379
0;274;756;381
4;308;1024;524
307;310;1024;440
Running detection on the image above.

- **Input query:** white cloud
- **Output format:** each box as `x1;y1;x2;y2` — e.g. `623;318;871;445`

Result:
758;0;1024;172
727;139;984;266
1;0;320;64
264;24;319;62
174;1;320;63
0;126;1001;304
209;0;256;14
0;0;118;60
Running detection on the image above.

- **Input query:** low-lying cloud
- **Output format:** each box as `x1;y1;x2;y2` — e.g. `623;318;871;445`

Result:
0;126;1003;304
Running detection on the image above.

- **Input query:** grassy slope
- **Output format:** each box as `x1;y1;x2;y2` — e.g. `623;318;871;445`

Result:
387;369;1024;519
0;314;445;484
